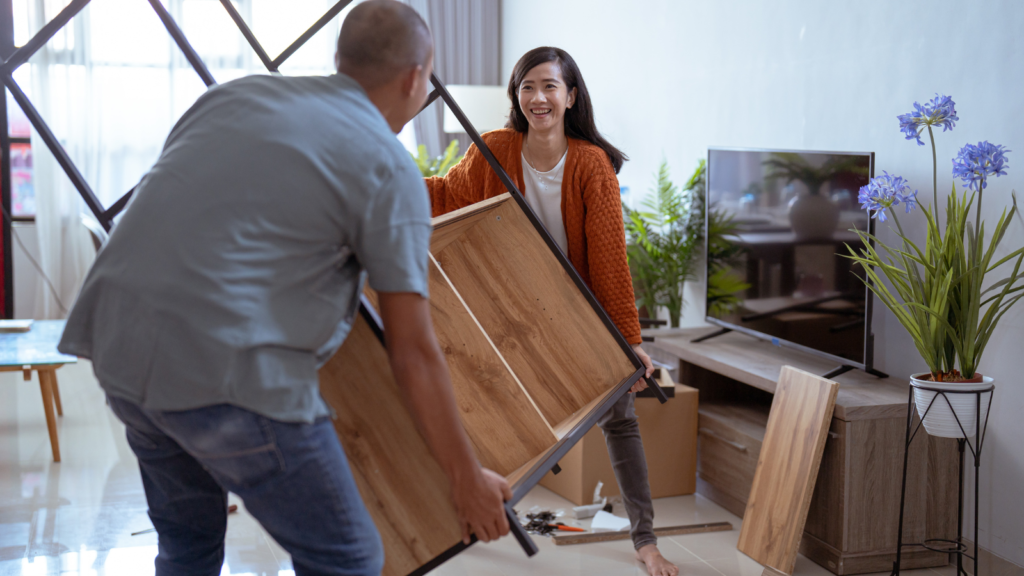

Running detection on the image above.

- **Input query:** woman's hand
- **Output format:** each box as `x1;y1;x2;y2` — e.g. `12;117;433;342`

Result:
630;344;655;393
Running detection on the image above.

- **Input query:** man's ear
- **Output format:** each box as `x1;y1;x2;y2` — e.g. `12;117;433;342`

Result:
403;64;424;97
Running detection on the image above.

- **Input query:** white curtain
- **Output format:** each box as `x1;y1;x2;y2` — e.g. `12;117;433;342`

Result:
406;0;501;158
17;0;352;318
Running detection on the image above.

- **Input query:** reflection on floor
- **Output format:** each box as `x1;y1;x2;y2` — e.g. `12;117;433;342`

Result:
1;361;953;576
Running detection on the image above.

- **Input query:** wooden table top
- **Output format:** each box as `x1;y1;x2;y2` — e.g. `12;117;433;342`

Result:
0;320;76;368
643;326;911;421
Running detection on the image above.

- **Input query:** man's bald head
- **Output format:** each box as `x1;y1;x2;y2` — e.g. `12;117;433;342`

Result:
336;0;432;89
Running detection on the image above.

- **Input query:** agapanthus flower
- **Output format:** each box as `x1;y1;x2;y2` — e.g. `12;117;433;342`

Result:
952;141;1010;191
897;94;958;146
858;171;918;222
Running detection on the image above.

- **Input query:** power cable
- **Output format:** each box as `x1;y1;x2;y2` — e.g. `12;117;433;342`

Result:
0;201;69;315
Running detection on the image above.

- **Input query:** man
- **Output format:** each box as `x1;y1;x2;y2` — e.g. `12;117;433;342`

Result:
58;2;510;574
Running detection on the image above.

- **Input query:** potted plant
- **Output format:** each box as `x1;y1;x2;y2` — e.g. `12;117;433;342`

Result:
411;140;463;177
763;152;868;240
685;161;750;317
624;160;749;327
845;94;1023;438
624;161;702;328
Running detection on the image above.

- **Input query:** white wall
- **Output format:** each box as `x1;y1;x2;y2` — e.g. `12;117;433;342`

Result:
12;222;41;319
503;0;1024;564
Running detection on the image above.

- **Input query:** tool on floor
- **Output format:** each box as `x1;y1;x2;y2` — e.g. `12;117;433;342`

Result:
551;521;733;546
547;523;585;532
132;504;239;536
520;509;585;536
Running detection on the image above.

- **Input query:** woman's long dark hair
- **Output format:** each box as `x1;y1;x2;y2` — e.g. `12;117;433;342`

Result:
505;47;628;174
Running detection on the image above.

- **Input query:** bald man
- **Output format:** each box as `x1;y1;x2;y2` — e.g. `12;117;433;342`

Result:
59;1;511;574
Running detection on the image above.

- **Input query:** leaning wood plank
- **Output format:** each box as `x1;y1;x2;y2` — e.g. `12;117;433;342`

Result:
552;522;733;545
737;366;839;575
427;258;557;475
319;316;461;576
434;198;635;425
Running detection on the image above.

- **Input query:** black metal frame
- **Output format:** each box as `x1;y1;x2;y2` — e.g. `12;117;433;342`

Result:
0;0;663;569
890;381;994;576
1;0;12;317
699;146;887;379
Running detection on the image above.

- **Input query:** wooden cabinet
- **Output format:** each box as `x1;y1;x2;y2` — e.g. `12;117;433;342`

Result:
647;329;957;576
696;403;766;510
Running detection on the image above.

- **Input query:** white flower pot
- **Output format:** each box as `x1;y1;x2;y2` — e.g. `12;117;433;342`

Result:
787;193;839;240
911;373;994;439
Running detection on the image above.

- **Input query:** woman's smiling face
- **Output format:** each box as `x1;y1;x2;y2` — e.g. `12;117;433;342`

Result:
517;61;576;133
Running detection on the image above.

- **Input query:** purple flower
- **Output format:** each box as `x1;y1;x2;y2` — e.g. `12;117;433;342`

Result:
952;141;1010;191
897;94;958;146
858;171;918;222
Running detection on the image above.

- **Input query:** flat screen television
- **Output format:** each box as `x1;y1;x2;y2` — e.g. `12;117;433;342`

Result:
703;147;883;375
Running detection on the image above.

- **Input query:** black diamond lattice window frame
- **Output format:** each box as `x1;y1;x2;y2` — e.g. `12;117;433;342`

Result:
0;1;665;573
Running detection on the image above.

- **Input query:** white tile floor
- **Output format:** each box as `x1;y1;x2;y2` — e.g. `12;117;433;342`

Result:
0;361;952;576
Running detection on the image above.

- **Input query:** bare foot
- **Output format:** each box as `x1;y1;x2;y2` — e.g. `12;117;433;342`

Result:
636;544;679;576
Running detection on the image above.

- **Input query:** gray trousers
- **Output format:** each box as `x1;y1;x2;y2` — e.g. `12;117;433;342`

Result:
597;391;656;550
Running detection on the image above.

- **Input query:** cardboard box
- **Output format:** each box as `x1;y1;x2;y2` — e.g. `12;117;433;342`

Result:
540;383;699;505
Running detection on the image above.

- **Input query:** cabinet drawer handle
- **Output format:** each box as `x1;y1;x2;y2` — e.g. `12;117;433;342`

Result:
698;428;748;452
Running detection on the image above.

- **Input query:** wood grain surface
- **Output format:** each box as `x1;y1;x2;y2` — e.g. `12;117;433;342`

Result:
737;366;839;575
434;198;635;426
427;258;556;475
646;328;908;421
319;316;461;576
697;404;766;505
430;194;510;253
551;521;732;545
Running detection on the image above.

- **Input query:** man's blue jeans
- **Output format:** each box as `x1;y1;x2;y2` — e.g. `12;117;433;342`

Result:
107;395;384;576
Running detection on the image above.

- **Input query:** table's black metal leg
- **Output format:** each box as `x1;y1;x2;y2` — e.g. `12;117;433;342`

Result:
957;438;965;576
973;392;981;576
892;384;915;576
506;504;537;557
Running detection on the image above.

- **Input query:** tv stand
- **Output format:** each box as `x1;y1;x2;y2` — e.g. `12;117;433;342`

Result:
823;364;889;380
644;326;955;576
690;327;732;343
692;327;890;380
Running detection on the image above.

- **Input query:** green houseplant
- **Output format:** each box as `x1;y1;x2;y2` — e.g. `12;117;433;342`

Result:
623;161;701;328
624;160;749;327
411;140;463;177
676;160;749;317
845;94;1023;438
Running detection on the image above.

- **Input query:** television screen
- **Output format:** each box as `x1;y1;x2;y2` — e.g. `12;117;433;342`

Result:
705;148;874;366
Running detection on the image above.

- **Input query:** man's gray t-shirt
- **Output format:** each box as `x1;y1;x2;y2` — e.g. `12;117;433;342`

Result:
59;73;431;423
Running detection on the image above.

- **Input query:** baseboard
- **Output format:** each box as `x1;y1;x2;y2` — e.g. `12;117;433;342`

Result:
962;539;1024;576
696;476;747;518
799;531;948;575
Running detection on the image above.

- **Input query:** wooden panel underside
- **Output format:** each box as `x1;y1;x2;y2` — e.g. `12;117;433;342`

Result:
738;366;839;575
427;260;556;476
433;198;635;426
319;316;461;576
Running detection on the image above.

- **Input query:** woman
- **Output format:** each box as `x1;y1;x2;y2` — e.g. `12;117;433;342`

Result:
426;47;678;576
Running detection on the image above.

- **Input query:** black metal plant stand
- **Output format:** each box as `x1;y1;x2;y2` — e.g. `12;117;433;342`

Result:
890;380;994;576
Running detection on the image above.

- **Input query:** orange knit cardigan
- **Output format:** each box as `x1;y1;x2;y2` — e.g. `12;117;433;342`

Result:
425;128;642;345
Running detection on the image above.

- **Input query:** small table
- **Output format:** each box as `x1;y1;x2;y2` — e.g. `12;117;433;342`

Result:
0;320;77;462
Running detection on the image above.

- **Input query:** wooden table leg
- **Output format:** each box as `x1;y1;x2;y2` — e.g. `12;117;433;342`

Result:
50;373;63;417
38;370;61;463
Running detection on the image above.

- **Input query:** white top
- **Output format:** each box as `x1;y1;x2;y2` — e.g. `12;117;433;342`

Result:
521;149;569;254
